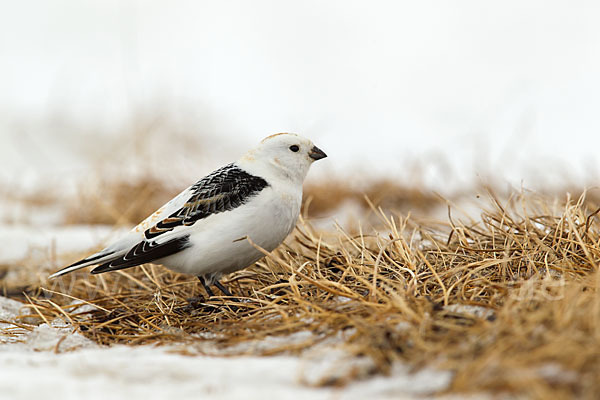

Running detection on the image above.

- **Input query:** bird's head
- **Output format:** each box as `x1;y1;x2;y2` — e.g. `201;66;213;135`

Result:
239;133;327;184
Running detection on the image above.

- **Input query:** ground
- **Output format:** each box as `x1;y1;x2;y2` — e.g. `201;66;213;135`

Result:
2;178;600;399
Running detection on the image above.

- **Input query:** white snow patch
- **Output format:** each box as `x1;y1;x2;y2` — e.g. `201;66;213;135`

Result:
347;363;453;397
444;304;495;320
0;342;455;400
6;322;95;353
0;198;65;227
536;363;579;384
1;297;95;349
0;296;26;332
0;224;127;264
0;297;457;400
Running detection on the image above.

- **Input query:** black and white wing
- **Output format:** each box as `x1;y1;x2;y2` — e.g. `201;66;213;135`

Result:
140;163;269;241
49;164;269;278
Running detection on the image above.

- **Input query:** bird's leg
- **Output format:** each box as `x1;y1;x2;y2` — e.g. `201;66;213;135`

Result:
214;280;234;297
197;276;215;298
198;276;240;306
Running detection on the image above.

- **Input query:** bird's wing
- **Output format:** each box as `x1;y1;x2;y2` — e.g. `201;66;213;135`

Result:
138;163;269;241
50;163;269;278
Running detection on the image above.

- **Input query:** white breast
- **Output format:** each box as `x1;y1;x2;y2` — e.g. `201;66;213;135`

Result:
155;183;302;278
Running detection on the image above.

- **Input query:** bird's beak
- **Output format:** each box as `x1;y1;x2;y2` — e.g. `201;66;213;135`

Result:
309;145;327;161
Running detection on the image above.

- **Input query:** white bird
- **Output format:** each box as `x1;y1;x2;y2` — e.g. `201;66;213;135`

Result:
49;133;327;296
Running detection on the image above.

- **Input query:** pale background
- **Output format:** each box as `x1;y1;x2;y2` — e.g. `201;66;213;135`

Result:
1;0;599;189
1;3;600;398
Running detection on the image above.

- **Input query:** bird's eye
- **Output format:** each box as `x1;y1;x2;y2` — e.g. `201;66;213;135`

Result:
289;145;299;152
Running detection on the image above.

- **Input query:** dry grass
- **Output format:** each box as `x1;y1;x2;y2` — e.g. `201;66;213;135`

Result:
62;177;180;226
3;180;600;399
60;177;446;225
303;179;443;217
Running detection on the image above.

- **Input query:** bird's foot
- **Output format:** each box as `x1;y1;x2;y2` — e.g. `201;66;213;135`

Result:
197;276;239;299
179;296;229;314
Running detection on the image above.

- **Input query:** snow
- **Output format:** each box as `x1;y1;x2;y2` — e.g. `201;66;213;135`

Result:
0;343;451;400
1;2;596;398
0;220;458;400
0;297;25;335
0;224;125;265
444;304;495;320
0;294;455;400
1;1;600;189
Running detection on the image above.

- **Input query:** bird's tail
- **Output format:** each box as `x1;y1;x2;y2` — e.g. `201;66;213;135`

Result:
48;250;118;279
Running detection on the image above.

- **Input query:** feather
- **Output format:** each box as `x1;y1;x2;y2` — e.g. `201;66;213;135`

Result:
143;164;268;240
91;236;191;274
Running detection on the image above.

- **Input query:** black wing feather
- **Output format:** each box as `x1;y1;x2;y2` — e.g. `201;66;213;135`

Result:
53;165;268;277
144;164;268;240
90;164;267;275
91;236;191;274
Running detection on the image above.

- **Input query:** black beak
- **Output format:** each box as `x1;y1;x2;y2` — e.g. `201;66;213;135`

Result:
309;145;327;161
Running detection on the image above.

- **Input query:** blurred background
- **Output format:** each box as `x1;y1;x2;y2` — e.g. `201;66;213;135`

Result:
1;0;600;191
3;3;600;397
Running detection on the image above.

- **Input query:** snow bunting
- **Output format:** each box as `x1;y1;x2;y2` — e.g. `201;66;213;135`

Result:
49;133;327;296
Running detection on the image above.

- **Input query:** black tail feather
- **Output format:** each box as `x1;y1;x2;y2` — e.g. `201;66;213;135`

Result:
91;236;190;274
49;251;115;278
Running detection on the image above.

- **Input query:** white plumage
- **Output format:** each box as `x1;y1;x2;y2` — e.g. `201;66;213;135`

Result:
49;133;327;295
